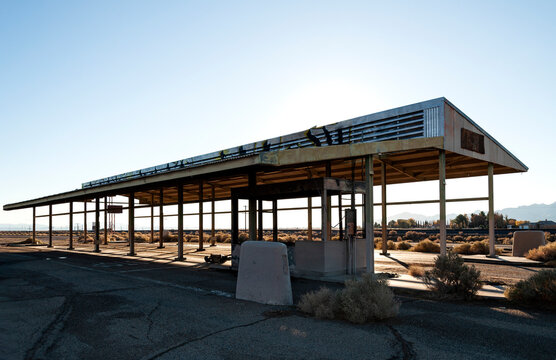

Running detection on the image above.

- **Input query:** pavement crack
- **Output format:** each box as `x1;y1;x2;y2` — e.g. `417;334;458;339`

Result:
387;325;416;360
146;317;271;359
145;301;161;344
24;294;75;360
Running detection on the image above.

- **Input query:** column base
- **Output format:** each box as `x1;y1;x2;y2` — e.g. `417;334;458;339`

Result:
47;245;53;248
486;254;498;259
128;252;136;256
174;257;186;261
67;247;74;250
157;245;165;249
94;249;101;253
196;248;206;252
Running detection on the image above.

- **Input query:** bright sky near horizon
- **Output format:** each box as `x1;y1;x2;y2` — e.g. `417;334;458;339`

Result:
1;1;555;230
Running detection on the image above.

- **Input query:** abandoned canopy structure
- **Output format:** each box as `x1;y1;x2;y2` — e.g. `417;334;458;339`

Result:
3;97;527;275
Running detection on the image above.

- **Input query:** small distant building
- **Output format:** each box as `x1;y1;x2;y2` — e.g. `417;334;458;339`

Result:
523;220;556;230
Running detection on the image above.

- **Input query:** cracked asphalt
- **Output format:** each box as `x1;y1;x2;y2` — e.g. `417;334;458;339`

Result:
1;247;555;360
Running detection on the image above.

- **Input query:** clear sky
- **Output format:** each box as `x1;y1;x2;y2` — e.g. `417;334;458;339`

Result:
1;1;555;230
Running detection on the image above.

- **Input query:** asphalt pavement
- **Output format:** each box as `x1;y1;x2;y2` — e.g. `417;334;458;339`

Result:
1;247;555;360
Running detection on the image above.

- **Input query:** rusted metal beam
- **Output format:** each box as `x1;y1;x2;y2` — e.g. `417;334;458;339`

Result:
365;155;374;273
439;150;447;255
488;163;496;257
68;202;74;250
248;172;257;240
272;199;278;242
32;206;36;245
103;197;108;245
48;205;52;247
94;198;100;253
198;180;204;251
158;187;164;249
381;162;387;255
128;193;135;256
176;185;184;260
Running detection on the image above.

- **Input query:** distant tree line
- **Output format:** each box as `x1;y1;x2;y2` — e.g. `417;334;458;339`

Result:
376;211;517;229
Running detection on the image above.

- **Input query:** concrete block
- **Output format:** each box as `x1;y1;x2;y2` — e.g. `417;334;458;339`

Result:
512;231;545;257
236;241;292;305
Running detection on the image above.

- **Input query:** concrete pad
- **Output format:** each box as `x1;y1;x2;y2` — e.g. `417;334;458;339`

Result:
236;241;293;305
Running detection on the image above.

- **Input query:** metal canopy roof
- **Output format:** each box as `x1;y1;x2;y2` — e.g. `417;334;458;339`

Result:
3;98;527;211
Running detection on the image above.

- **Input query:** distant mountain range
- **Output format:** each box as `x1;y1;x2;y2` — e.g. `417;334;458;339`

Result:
387;202;556;223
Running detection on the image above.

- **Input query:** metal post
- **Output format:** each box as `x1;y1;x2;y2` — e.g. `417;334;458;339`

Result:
32;206;36;245
94;197;100;253
365;155;374;273
381;162;387;255
103;197;108;245
83;200;87;243
272;199;278;242
248;172;257;240
176;184;184;260
439;150;447;256
211;185;216;242
231;194;239;244
338;194;343;240
307;197;312;241
198;180;204;251
68;202;74;250
257;199;263;240
325;162;332;240
128;193;135;256
488;163;496;257
48;204;52;247
321;189;328;241
150;194;154;244
158;187;165;248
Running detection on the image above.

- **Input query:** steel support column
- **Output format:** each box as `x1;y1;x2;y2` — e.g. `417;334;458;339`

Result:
198;181;204;251
211;185;216;245
83;200;87;243
488;163;496;257
128;193;136;256
381;162;387;255
248;172;257;240
176;185;184;260
231;194;239;244
365;155;374;273
32;206;36;245
338;194;343;240
321;189;328;241
439;150;447;256
158;188;165;248
48;204;52;247
103;197;108;245
272;199;278;242
68;202;74;250
94;198;100;253
257;199;263;240
307;197;312;241
150;194;154;244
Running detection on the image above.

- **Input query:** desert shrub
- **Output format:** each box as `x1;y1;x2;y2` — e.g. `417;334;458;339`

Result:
339;274;399;323
428;234;438;240
134;233;150;242
423;252;482;299
298;287;340;320
470;240;489;254
408;265;425;277
412;239;440;253
453;235;464;242
403;231;427;241
374;237;382;249
388;230;398;239
526;241;556;263
397;236;403;242
501;237;513;245
545;232;555;243
298;274;399;323
387;240;396;250
238;232;249;242
504;270;556;310
396;241;412;250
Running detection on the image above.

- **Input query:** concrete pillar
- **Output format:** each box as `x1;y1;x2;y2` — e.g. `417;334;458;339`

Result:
321;189;328;242
128;193;135;256
48;204;53;247
94;198;100;253
158;187;164;249
32;206;36;245
150;194;154;244
176;185;184;260
307;197;312;241
198;180;204;251
248;172;257;240
258;199;263;240
439;150;447;256
365;155;374;273
381;162;387;255
272;199;278;242
488;163;496;257
103;197;108;245
68;202;74;250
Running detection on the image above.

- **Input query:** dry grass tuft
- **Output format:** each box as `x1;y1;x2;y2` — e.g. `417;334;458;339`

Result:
408;265;425;277
298;274;399;323
412;239;440;253
504;270;556;310
526;241;556;263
